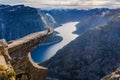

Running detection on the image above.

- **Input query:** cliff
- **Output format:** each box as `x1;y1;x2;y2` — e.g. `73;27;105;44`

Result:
0;39;15;80
0;5;48;41
0;30;52;80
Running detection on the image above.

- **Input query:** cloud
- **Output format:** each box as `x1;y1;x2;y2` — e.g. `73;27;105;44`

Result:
0;0;120;9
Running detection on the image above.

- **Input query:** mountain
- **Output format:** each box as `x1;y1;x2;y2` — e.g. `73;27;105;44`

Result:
1;6;115;45
41;12;120;80
40;8;110;24
1;4;120;80
0;5;45;41
74;9;120;34
0;4;61;46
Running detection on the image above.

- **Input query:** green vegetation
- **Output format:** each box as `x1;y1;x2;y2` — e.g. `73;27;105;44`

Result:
0;65;16;80
0;65;6;71
7;70;16;77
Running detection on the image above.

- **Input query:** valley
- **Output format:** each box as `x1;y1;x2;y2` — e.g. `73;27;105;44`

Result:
1;4;120;80
31;22;79;63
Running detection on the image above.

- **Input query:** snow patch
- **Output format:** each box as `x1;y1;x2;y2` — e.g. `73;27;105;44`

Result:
46;13;56;24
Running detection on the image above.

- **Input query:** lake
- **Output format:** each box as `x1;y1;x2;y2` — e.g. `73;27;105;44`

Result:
31;22;79;63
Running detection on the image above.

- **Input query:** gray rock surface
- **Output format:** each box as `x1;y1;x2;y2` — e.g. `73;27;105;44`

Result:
8;30;52;80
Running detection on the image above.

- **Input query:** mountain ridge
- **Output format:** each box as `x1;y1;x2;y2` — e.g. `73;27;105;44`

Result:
41;11;120;80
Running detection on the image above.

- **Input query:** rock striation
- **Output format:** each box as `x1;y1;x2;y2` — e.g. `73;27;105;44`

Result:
0;30;52;80
0;39;15;80
8;30;52;80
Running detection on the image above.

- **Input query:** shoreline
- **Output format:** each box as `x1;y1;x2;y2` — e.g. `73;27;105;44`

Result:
31;22;79;63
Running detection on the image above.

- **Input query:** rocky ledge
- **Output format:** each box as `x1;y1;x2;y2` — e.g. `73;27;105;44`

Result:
0;39;15;80
0;30;52;80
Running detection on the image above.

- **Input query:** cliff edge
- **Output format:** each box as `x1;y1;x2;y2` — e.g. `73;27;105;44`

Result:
0;39;15;80
0;30;52;80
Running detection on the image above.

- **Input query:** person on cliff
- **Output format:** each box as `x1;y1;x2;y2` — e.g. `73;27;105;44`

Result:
47;28;51;34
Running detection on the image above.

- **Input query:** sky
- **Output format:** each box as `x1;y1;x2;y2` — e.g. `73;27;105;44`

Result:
0;0;120;9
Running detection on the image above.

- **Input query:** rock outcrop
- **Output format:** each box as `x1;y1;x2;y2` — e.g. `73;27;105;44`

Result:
0;30;52;80
8;30;52;80
0;39;15;80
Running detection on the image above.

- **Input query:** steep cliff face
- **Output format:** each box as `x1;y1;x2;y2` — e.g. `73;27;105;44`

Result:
0;39;15;80
0;5;46;41
41;14;120;80
8;30;52;80
0;30;52;80
0;5;58;42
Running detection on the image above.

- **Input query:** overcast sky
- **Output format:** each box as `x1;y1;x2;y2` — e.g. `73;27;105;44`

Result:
0;0;120;9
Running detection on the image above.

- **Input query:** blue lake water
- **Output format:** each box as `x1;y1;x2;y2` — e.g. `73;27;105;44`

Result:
31;22;79;63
